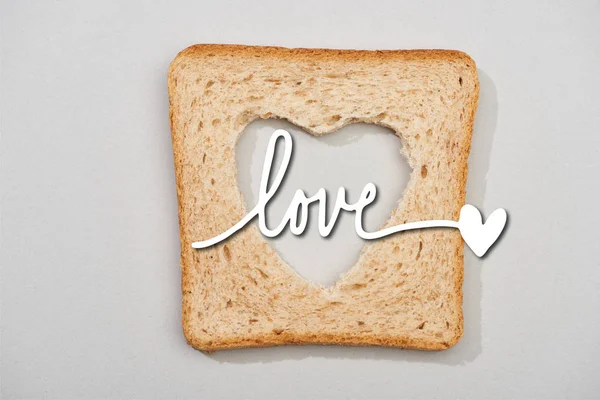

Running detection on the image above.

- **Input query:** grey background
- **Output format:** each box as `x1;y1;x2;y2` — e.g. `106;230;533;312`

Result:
1;0;599;399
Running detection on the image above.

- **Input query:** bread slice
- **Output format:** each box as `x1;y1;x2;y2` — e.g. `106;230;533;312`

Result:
168;44;479;352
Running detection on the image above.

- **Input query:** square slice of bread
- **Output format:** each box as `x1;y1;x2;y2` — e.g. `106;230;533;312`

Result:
168;44;479;352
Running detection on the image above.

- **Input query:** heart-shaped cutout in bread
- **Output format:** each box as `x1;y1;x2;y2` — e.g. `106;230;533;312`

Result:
237;119;411;286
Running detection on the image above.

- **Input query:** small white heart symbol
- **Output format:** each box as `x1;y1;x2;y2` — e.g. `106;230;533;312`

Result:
458;205;507;257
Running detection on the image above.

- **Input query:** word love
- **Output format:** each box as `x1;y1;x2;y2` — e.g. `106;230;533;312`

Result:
192;129;507;257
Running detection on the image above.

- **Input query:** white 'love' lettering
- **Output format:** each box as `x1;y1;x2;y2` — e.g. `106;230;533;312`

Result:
191;129;507;257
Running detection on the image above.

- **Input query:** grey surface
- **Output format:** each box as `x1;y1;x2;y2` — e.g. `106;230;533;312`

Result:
1;0;599;399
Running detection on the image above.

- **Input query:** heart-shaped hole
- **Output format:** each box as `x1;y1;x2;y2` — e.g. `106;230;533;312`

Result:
236;119;412;287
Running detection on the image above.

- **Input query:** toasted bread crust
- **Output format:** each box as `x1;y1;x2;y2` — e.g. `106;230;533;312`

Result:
168;44;478;352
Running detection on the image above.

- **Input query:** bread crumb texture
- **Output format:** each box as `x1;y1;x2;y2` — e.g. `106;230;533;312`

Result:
168;44;479;352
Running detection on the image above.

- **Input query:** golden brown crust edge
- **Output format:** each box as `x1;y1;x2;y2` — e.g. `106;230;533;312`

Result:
186;330;462;353
169;44;479;353
169;43;478;73
450;55;480;353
